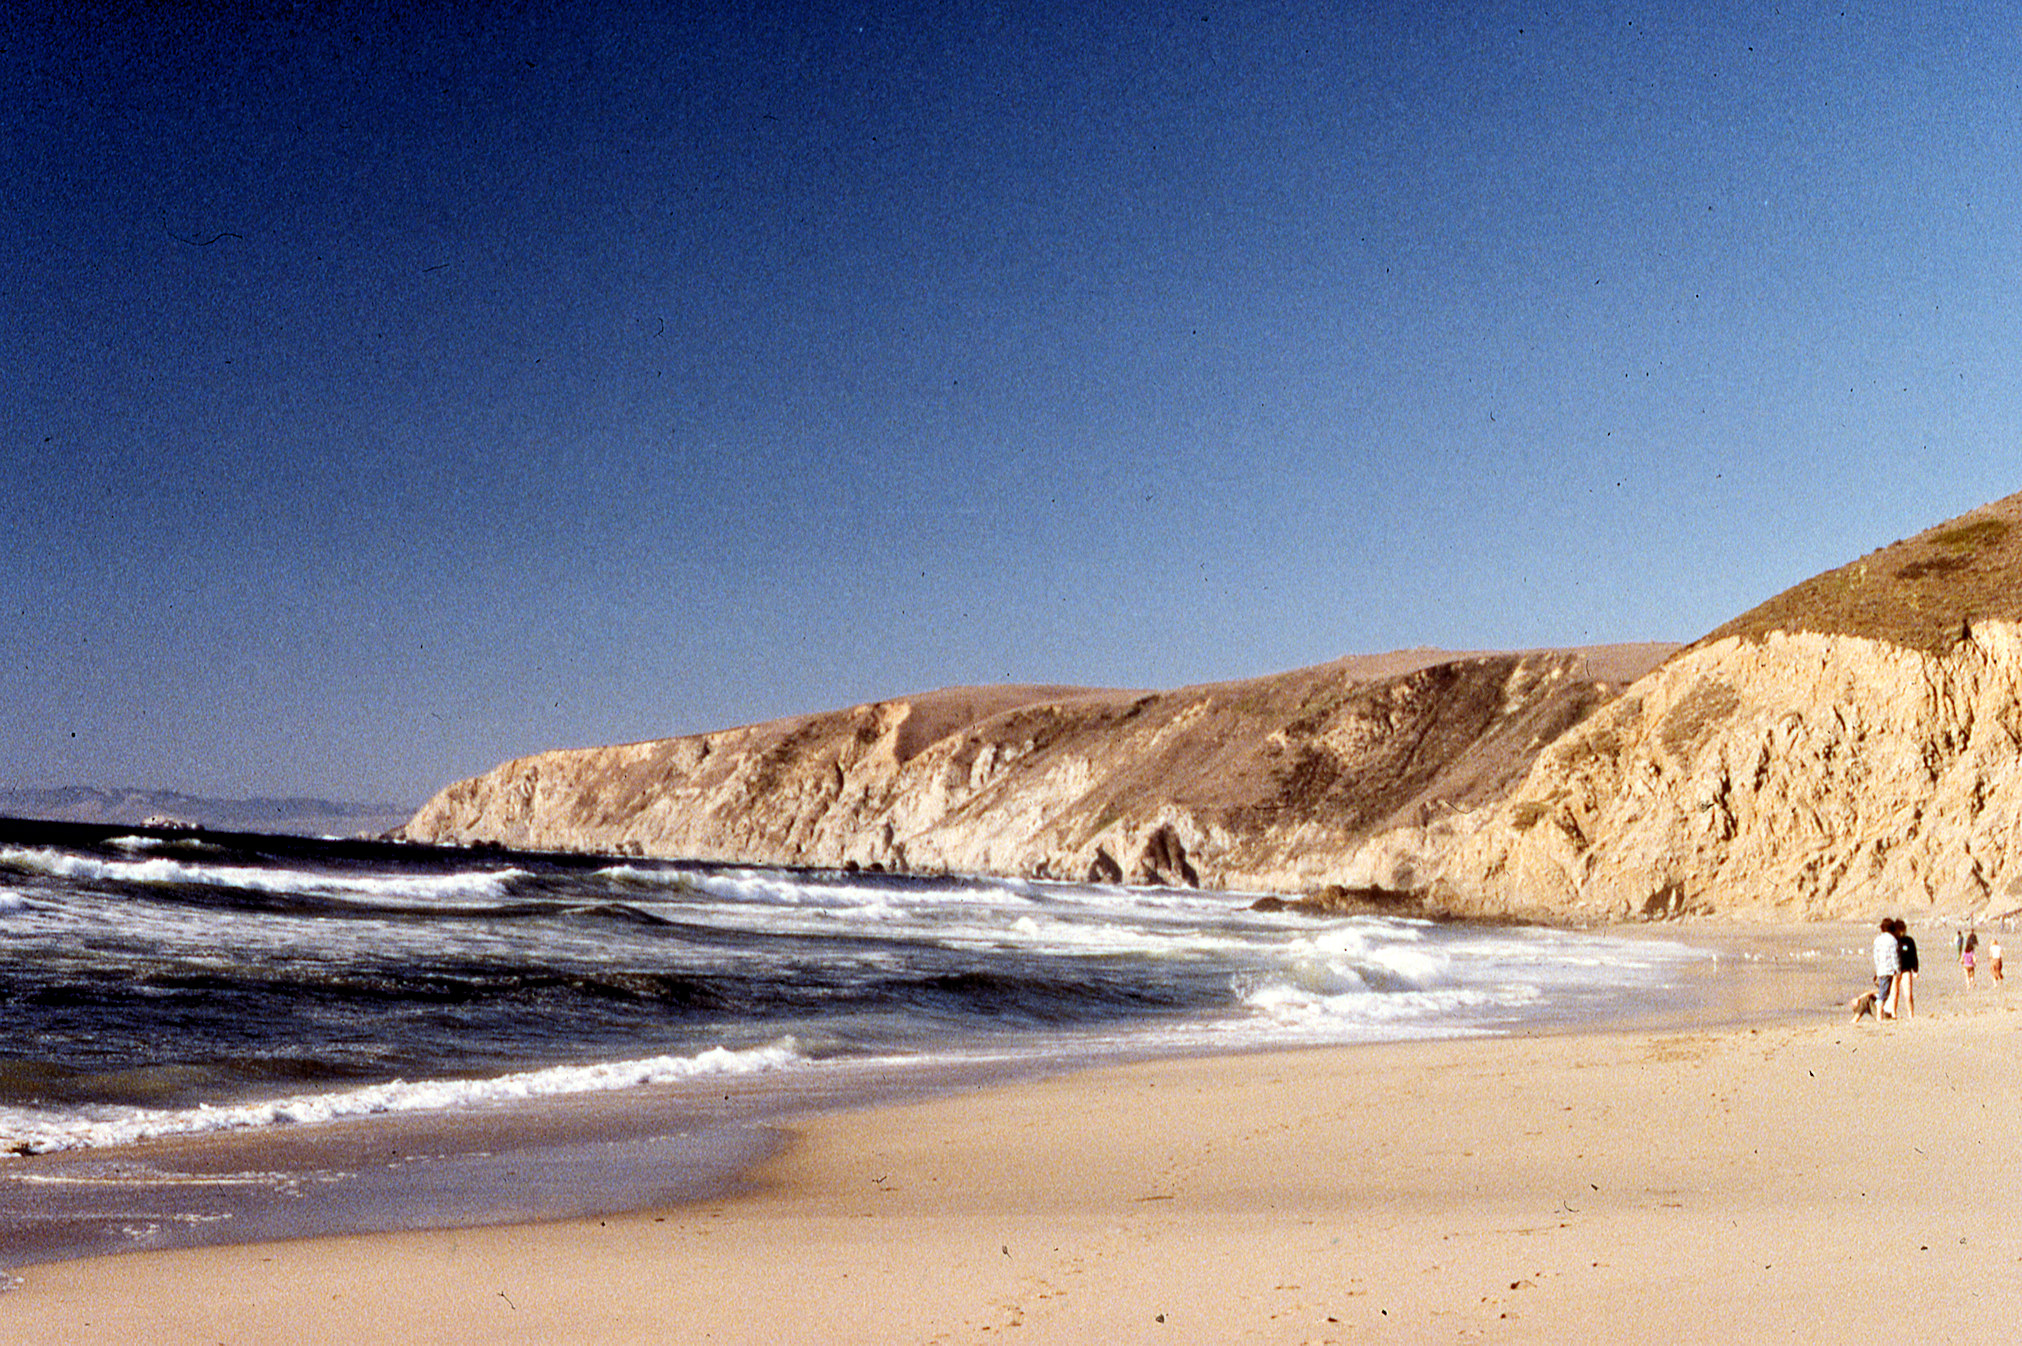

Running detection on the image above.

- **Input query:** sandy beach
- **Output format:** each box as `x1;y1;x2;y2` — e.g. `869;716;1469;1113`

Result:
4;937;2018;1343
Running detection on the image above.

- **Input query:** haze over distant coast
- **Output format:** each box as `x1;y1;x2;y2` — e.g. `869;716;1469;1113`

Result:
0;788;412;839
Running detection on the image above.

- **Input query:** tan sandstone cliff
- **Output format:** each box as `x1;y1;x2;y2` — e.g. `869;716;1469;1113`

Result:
1428;490;2022;923
397;645;1672;895
404;487;2022;922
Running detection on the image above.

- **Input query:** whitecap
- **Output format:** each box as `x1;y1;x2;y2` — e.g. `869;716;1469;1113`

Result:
0;1039;807;1155
0;847;526;906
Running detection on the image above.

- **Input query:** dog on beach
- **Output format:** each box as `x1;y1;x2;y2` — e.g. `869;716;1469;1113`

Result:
1847;989;1879;1021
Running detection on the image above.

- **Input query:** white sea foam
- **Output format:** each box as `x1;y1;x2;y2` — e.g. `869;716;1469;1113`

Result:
694;869;963;912
1196;917;1704;1045
1230;977;1510;1040
106;835;225;856
645;867;1281;962
957;910;1254;959
0;1040;806;1155
593;864;700;890
0;847;526;905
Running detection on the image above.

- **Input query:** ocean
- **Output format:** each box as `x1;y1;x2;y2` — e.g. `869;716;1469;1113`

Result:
0;817;1771;1266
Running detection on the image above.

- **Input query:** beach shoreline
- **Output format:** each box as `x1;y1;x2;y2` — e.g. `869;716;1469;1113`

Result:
9;919;2014;1341
0;917;1857;1272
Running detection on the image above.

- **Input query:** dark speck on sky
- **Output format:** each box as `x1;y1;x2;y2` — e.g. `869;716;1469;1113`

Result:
4;2;2018;802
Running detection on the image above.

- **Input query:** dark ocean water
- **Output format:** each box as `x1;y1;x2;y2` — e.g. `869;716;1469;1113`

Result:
0;817;1723;1160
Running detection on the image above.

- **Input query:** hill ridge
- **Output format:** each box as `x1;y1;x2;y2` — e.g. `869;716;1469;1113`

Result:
1691;488;2022;657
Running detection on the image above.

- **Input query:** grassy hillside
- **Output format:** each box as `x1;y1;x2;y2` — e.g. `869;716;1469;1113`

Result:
1691;488;2022;656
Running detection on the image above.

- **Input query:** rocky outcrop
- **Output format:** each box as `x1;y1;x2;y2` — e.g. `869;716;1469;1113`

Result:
398;646;1670;893
1430;624;2022;924
1250;884;1425;917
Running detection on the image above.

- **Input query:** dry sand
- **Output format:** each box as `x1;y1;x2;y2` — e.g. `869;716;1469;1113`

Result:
5;962;2020;1343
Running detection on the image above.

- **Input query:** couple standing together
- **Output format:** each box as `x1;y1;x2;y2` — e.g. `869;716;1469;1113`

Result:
1872;919;1918;1019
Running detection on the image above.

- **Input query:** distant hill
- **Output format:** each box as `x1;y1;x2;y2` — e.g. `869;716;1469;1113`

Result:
0;788;412;838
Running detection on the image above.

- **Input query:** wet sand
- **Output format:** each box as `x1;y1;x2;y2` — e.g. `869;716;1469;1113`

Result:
6;923;2016;1342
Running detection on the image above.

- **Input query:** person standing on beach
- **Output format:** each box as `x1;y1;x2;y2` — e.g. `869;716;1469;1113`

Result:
1963;931;1979;987
1873;920;1901;1018
1887;919;1918;1019
1992;939;2005;986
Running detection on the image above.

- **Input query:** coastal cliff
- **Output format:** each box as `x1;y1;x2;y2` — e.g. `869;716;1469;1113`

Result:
404;488;2022;923
1428;490;2022;923
398;646;1671;894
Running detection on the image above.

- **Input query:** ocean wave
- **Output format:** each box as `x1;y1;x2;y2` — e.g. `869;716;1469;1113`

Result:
1233;976;1518;1034
107;835;225;855
0;832;1723;1169
0;1039;806;1155
0;847;527;906
1270;924;1451;993
692;870;942;911
967;912;1257;958
563;900;681;928
591;864;699;892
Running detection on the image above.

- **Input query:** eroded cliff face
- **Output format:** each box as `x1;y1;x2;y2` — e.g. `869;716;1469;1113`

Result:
399;647;1669;894
1430;623;2022;923
403;490;2022;920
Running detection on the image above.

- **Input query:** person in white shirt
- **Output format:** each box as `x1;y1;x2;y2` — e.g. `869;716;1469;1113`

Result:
1872;920;1901;1018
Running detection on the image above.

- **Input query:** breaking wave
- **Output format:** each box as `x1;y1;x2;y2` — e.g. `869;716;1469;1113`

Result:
1;1040;805;1155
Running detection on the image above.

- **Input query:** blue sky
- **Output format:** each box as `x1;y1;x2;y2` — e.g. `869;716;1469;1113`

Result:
5;2;2019;802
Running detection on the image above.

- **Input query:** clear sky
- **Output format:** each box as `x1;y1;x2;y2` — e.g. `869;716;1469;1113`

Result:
6;2;2019;804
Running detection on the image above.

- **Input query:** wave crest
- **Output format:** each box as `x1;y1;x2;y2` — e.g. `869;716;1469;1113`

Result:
0;1039;806;1155
0;846;526;905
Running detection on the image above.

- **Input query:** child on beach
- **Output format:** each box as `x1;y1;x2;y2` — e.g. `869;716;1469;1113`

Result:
1993;940;2005;986
1962;931;1979;986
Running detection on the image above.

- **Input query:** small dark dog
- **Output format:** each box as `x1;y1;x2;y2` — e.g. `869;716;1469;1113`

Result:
1848;989;1879;1021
